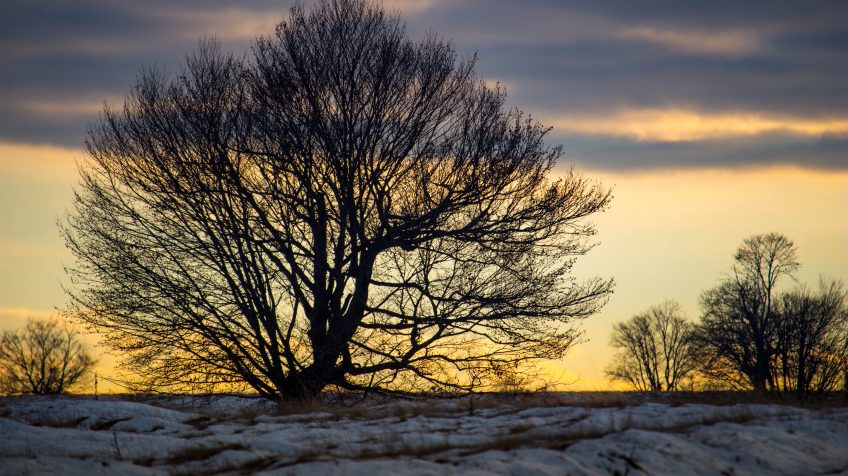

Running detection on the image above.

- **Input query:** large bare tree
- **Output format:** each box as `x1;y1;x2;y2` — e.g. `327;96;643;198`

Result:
606;301;697;392
62;0;612;400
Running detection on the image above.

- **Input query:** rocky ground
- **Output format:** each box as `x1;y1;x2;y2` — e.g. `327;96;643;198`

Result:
2;393;847;475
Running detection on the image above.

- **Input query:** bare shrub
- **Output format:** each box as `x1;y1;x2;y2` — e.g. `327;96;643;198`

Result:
0;318;96;395
606;301;697;391
776;279;848;396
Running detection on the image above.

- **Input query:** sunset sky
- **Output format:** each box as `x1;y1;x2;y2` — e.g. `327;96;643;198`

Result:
1;0;846;390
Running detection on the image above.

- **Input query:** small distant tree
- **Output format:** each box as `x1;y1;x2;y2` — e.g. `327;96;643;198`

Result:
606;301;697;392
0;319;96;395
776;279;848;397
696;233;799;392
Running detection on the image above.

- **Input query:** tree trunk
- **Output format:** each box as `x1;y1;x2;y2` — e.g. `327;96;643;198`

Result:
278;363;343;401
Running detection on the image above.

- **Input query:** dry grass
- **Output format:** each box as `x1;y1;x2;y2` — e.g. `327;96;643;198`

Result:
154;390;848;424
636;391;848;409
272;396;329;416
9;390;840;429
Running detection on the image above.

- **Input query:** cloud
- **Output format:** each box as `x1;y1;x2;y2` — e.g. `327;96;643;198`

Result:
383;0;442;14
0;307;56;332
617;27;763;56
473;38;848;121
137;6;285;42
0;142;81;182
545;109;848;142
0;307;54;319
0;0;845;171
551;132;848;171
15;99;108;118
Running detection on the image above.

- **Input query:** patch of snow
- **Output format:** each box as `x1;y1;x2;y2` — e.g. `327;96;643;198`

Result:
1;395;847;475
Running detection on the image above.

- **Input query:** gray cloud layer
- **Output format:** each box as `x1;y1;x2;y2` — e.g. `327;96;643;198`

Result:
554;133;848;171
1;0;845;170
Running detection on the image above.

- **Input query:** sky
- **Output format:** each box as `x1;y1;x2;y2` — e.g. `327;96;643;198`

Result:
1;0;846;391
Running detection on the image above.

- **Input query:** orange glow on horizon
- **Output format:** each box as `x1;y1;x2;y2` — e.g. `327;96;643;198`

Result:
2;142;847;394
546;108;848;142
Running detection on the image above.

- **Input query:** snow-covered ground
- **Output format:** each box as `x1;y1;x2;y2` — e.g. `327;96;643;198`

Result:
1;393;847;475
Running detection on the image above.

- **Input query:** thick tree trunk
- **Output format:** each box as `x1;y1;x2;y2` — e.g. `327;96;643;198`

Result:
278;363;343;401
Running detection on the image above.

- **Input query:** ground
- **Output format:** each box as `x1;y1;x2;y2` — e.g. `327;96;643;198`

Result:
1;393;847;475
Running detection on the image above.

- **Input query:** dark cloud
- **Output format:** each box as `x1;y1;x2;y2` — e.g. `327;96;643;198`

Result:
0;0;290;147
452;0;848;31
462;41;846;118
0;0;845;171
552;133;848;171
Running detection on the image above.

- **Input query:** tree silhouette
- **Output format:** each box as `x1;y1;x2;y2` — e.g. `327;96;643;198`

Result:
776;279;848;396
62;0;612;400
696;234;848;396
0;319;95;395
606;301;697;391
696;233;799;392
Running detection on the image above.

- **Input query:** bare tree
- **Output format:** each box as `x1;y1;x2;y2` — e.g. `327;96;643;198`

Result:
605;301;697;392
696;233;799;392
62;0;612;400
776;279;848;397
0;319;96;395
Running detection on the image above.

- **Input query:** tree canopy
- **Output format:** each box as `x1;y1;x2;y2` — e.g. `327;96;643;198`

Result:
63;0;612;400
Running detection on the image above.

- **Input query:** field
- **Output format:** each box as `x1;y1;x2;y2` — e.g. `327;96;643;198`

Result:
1;393;847;475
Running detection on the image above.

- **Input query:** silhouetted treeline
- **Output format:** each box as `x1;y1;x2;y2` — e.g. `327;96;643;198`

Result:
608;233;848;397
